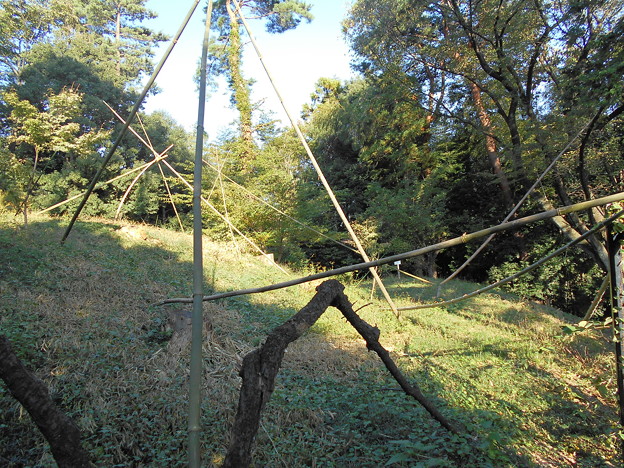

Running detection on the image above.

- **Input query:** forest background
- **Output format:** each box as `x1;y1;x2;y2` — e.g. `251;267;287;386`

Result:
0;0;623;316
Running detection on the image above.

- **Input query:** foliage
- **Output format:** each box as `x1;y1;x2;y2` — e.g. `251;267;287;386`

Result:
0;146;29;213
333;0;624;306
208;0;313;160
302;76;462;275
489;236;605;313
0;0;166;130
2;87;110;222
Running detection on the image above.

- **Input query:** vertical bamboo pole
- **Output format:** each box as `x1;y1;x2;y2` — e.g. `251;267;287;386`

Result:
61;0;202;243
188;2;214;466
231;0;398;316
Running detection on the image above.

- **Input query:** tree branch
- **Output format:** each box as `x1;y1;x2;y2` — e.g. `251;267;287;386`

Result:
0;335;93;468
223;280;463;467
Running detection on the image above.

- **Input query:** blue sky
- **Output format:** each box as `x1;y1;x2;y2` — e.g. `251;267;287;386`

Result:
144;0;356;140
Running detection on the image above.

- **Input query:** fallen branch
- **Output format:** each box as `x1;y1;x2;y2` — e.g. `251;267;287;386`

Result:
0;335;93;467
223;280;462;467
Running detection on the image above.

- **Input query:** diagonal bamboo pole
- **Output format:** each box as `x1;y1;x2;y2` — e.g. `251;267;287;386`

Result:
582;276;609;321
215;152;239;253
231;0;399;317
34;154;170;215
61;0;202;243
158;191;624;305
157;162;185;232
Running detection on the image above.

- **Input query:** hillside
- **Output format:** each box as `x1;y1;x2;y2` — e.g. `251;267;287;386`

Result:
0;214;620;467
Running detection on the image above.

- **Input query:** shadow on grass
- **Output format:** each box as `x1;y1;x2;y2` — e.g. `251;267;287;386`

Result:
0;217;618;467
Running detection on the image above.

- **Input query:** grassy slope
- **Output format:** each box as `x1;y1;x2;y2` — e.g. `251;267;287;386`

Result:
0;214;619;467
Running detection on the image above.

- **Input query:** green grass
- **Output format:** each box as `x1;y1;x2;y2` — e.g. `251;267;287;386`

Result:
0;213;620;467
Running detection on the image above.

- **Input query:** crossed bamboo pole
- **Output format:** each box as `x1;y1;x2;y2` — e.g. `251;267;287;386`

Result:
160;191;624;305
231;0;399;316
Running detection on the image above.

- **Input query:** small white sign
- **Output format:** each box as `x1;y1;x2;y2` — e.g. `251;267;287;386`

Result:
393;260;401;266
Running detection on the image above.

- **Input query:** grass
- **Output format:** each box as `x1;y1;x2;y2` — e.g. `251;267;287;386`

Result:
0;213;620;467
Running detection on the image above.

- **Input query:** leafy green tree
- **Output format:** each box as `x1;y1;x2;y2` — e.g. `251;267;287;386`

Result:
3;86;110;223
345;0;624;272
0;0;56;85
301;76;458;274
1;0;166;130
340;0;624;310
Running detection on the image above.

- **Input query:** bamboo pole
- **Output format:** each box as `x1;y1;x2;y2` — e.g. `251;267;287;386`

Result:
34;154;170;215
396;210;623;312
61;0;202;243
231;0;399;316
158;192;624;305
157;162;185;232
606;226;624;462
188;2;213;465
215;152;239;253
398;269;432;284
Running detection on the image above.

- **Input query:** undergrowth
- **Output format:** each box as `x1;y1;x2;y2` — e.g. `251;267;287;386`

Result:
0;214;620;467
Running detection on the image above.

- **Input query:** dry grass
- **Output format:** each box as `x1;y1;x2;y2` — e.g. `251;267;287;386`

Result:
1;214;621;467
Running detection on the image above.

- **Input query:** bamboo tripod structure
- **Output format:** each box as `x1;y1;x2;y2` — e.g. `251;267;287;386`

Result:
61;0;203;243
105;105;287;274
232;0;399;316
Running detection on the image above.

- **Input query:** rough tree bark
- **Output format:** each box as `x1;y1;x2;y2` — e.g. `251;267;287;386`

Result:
0;335;93;468
222;280;463;468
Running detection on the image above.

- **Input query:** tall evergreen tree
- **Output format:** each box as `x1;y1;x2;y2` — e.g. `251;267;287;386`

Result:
209;0;312;166
1;0;166;130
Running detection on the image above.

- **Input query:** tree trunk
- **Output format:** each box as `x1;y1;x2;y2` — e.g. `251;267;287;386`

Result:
223;280;463;467
226;1;255;165
469;82;514;208
115;8;122;77
21;147;40;226
0;335;93;468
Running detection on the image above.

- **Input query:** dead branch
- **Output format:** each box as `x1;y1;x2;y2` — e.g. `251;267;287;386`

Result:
223;280;462;467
